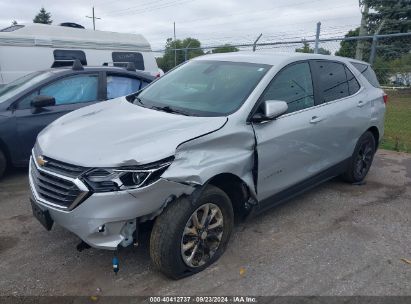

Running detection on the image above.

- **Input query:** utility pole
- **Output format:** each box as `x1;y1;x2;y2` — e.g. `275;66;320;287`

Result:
356;2;369;60
86;7;101;30
253;33;263;52
173;22;177;67
314;22;321;54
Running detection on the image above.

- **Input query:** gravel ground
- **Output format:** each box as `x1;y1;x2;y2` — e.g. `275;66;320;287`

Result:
0;150;410;296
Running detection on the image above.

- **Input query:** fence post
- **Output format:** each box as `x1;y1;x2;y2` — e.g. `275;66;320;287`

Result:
184;41;193;62
314;22;321;54
369;34;378;65
253;33;263;52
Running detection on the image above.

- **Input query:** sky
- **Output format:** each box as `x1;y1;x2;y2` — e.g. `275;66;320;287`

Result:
0;0;363;50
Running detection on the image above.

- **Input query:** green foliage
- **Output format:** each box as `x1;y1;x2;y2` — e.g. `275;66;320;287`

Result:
11;20;17;26
335;28;363;59
33;7;52;24
295;41;331;55
381;92;411;153
212;44;239;53
364;0;410;61
157;37;204;72
373;57;392;85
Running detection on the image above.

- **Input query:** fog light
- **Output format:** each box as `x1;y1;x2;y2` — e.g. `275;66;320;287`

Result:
98;225;105;232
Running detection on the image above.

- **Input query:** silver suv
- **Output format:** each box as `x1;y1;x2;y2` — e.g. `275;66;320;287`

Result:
29;52;386;279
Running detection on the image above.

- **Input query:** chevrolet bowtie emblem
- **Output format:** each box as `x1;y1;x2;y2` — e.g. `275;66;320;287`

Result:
36;155;48;167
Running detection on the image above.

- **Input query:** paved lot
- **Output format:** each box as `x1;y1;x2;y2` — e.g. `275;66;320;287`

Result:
0;150;410;296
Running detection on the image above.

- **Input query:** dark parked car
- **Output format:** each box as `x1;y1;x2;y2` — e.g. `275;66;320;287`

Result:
0;63;154;178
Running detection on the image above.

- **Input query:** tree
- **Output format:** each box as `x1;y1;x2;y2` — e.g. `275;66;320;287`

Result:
33;7;52;24
359;0;410;61
11;20;18;26
295;41;331;55
212;44;239;53
157;37;204;72
335;28;363;59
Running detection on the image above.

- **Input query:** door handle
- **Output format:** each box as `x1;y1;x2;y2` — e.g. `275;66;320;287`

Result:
310;116;324;124
357;100;366;107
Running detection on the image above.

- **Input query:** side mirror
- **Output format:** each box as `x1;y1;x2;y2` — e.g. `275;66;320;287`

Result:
252;100;288;122
31;95;56;108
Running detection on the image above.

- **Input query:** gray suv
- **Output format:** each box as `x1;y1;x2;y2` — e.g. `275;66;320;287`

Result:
29;52;386;279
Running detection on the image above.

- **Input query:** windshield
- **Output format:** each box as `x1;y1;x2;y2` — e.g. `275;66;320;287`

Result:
137;60;271;116
0;71;54;104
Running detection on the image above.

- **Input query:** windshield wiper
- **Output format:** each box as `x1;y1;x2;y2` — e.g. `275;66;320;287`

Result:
151;105;191;116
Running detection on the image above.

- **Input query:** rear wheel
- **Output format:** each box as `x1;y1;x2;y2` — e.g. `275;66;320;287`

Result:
342;131;376;183
150;185;234;279
0;149;6;179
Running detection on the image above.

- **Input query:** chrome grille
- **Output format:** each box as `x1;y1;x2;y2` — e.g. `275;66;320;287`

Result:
41;156;87;178
29;157;89;210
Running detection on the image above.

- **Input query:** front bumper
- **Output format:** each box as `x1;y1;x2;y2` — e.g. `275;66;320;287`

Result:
29;160;195;250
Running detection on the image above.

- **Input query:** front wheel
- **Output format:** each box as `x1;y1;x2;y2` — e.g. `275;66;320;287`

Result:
342;131;376;183
150;185;234;279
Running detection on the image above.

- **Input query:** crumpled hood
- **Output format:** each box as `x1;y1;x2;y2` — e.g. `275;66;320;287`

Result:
37;98;227;167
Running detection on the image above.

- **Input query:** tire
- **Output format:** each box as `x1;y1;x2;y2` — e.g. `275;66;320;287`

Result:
0;149;6;179
150;184;234;279
342;131;376;183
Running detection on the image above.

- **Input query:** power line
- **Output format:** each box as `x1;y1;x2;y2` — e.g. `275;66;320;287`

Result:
104;0;199;17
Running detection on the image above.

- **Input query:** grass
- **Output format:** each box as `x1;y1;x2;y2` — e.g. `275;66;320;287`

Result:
380;91;411;153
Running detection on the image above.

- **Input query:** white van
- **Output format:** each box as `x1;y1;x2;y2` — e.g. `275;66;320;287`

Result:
0;23;159;85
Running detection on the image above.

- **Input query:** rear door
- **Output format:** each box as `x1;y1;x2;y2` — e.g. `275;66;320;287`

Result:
12;72;103;162
310;60;369;163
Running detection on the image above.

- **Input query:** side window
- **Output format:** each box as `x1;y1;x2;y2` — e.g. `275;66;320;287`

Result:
350;62;380;88
314;61;349;103
17;91;39;110
107;75;141;99
112;52;145;70
52;50;87;68
141;81;150;89
261;62;314;114
40;74;98;105
345;67;361;95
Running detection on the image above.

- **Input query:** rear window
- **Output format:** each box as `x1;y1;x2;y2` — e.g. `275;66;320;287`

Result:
112;52;145;70
52;50;87;68
350;62;380;88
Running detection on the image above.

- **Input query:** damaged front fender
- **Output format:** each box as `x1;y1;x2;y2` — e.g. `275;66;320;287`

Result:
162;118;257;199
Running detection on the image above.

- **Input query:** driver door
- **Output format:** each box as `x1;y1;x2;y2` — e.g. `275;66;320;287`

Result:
252;61;330;204
12;73;101;162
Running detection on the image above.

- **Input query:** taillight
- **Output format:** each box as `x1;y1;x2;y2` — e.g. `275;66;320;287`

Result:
156;73;161;78
383;93;388;104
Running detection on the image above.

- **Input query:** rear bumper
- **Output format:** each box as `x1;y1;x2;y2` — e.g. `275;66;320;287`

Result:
29;160;195;250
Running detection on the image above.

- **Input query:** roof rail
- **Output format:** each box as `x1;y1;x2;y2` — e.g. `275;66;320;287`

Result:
72;59;84;71
102;62;137;71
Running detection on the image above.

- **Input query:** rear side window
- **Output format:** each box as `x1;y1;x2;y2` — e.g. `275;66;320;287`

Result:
52;50;87;68
350;62;380;88
313;61;349;103
261;62;314;114
112;52;145;70
107;75;141;99
345;67;361;95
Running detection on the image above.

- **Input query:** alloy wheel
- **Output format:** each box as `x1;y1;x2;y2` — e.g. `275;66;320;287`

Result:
181;203;224;268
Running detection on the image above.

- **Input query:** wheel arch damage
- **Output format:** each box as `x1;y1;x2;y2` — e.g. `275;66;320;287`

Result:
160;119;258;219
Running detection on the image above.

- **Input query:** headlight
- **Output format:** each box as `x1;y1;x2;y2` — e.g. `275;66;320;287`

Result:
83;157;173;192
